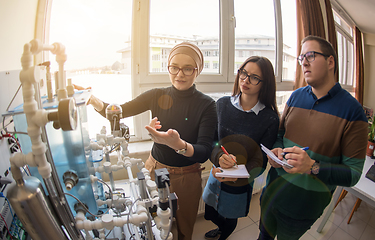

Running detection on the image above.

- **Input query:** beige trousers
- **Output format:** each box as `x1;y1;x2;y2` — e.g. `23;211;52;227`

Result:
145;155;203;240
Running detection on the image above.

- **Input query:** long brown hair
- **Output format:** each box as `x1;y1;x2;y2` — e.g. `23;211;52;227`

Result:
232;56;279;116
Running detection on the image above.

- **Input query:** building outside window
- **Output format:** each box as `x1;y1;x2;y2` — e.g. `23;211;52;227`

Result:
48;0;301;140
213;62;219;69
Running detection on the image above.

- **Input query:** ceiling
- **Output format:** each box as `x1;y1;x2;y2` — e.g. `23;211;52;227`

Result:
335;0;375;34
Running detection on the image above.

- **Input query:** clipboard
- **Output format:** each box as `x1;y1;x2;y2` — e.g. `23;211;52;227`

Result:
260;144;294;169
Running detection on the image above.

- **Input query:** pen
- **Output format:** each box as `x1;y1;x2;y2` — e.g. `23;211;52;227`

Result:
282;147;309;156
220;145;238;168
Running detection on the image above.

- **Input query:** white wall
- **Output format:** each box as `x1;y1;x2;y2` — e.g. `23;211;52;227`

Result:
0;0;38;114
363;33;375;111
0;0;38;72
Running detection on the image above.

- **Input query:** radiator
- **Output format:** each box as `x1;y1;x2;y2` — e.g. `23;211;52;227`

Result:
197;163;270;215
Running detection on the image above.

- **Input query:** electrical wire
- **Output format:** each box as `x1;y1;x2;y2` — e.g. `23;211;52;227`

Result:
2;83;22;134
64;179;114;218
1;133;30;177
1;132;24;154
97;178;113;202
26;165;31;175
1;118;13;132
3;130;28;136
64;192;110;217
6;83;22;112
10;217;22;240
0;212;13;240
105;229;113;238
10;135;22;152
109;143;120;153
13;219;25;231
0;196;14;218
22;166;29;176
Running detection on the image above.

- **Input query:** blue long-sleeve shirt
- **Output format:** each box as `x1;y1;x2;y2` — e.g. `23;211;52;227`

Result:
263;83;368;220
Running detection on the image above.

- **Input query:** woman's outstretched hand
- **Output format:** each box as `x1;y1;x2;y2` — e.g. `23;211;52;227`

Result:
73;84;91;90
73;84;104;111
145;117;183;150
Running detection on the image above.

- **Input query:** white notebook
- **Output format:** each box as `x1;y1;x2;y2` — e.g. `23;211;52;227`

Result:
215;164;250;178
260;144;293;168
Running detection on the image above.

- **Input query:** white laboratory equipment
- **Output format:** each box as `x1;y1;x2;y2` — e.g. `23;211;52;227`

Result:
2;39;175;240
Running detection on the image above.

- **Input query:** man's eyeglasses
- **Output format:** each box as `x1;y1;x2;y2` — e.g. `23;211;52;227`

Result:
238;69;262;85
168;66;197;76
297;51;330;65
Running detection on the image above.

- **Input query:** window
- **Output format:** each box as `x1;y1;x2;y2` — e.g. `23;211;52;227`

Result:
280;0;297;82
234;0;276;73
48;0;133;139
332;8;355;93
46;0;298;141
149;0;220;74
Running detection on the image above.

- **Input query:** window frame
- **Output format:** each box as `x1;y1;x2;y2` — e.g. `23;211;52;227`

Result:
131;0;287;141
331;1;356;93
40;0;293;142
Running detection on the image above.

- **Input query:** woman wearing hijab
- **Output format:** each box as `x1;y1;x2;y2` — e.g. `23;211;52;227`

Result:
85;42;217;240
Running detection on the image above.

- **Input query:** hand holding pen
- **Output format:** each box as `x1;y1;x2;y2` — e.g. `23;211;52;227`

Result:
220;145;238;168
281;146;314;174
282;147;309;158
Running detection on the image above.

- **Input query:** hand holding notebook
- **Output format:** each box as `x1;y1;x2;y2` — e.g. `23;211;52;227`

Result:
215;165;250;178
260;144;294;168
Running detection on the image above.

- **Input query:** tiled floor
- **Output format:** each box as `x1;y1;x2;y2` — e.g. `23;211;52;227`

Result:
189;191;375;240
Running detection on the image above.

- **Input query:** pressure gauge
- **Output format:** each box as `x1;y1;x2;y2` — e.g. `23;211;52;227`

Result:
106;104;122;133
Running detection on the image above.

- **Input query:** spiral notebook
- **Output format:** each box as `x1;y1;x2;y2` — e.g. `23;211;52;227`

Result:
260;144;294;168
215;165;250;178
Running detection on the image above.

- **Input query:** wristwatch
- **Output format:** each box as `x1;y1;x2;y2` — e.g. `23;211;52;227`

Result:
311;161;320;175
175;141;187;155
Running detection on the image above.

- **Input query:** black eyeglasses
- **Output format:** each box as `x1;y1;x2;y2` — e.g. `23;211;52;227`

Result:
168;66;197;76
297;51;330;65
238;69;262;85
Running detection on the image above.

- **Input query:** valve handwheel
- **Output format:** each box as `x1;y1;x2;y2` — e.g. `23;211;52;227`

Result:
58;98;78;131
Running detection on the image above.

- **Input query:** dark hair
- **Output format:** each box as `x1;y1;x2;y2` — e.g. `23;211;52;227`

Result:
301;35;337;74
232;56;279;116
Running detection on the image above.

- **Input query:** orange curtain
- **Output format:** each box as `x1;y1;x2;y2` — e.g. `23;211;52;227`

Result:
324;0;338;82
295;0;305;89
295;0;326;89
354;26;364;105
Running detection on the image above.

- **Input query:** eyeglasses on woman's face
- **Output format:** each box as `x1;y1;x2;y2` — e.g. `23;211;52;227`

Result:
238;69;262;85
297;51;330;65
168;65;197;76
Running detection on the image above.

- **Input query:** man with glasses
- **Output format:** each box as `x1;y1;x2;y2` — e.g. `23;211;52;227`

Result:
258;35;368;240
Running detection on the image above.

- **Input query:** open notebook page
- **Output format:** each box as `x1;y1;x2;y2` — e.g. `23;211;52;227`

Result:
215;164;250;178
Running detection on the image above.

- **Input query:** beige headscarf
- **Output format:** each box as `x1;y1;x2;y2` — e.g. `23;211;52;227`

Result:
168;42;204;75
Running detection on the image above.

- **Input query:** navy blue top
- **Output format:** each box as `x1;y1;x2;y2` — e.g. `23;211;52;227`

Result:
211;96;279;186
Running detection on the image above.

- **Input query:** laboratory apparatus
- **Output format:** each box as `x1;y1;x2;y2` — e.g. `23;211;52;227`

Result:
2;39;176;240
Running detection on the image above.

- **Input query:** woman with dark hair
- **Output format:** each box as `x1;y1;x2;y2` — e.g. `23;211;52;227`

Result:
202;56;279;240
